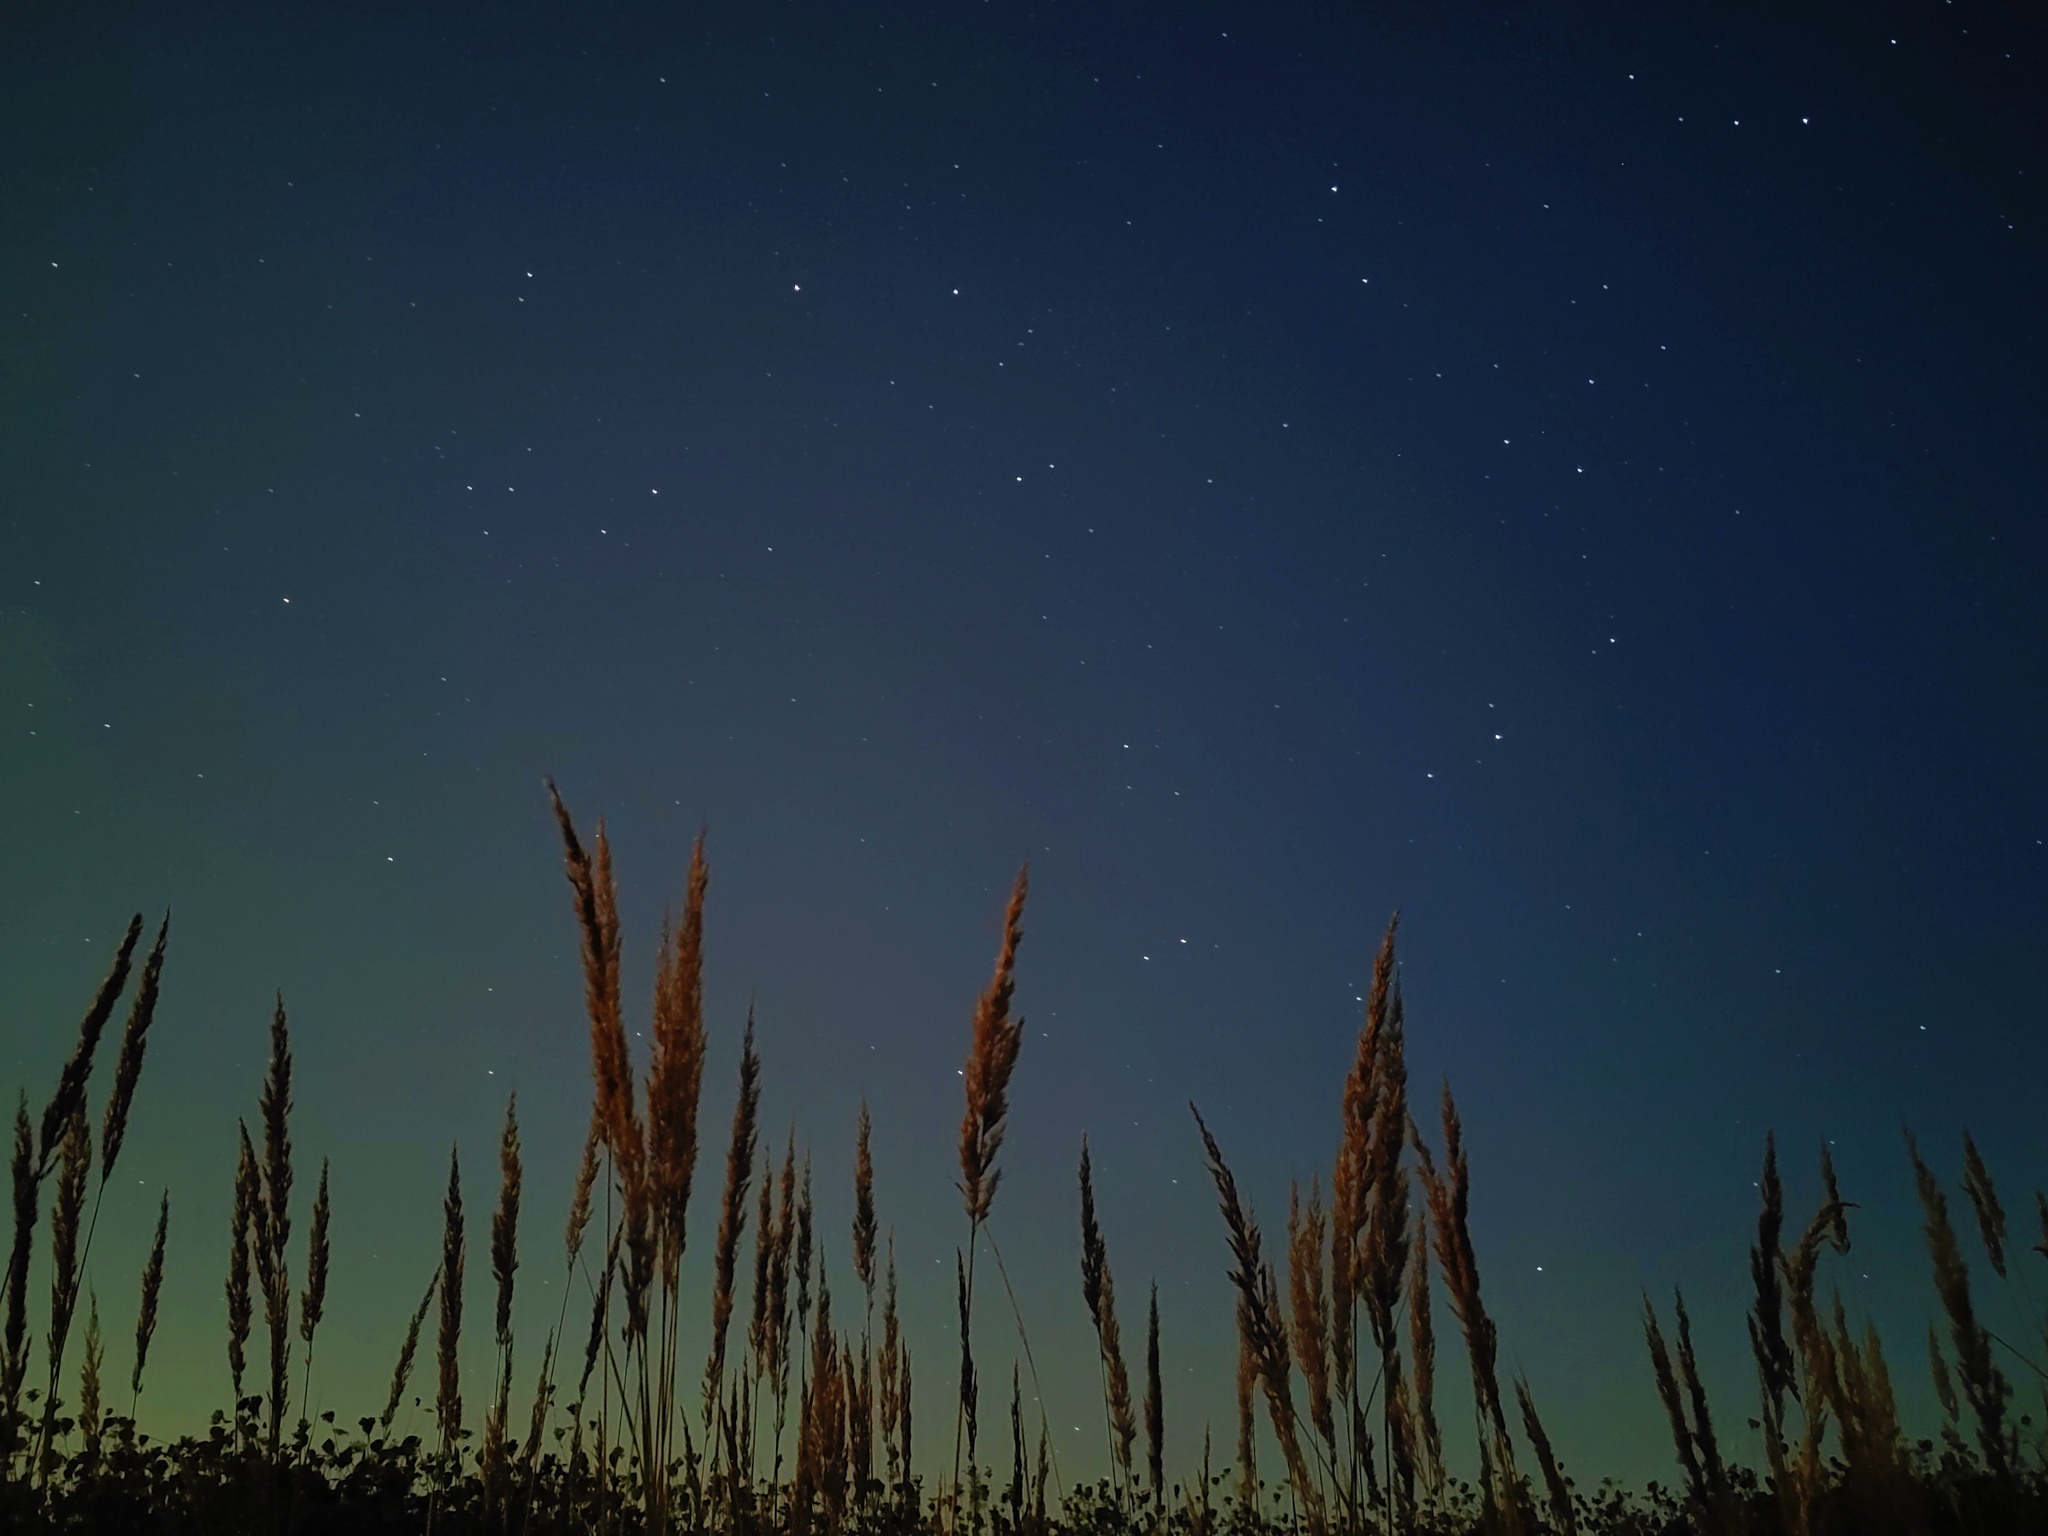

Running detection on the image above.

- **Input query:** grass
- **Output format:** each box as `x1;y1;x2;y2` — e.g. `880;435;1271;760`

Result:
1;790;2046;1534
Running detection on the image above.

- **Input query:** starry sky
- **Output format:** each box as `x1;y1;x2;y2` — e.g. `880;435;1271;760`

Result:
3;0;2045;1488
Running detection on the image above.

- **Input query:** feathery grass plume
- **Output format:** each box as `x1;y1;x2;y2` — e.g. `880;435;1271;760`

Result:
1673;1291;1726;1502
1907;1130;2011;1482
1960;1132;2008;1279
297;1158;331;1437
749;1149;777;1384
257;993;294;1451
301;1161;330;1348
548;784;631;1168
768;1135;797;1379
97;914;167;1182
1359;968;1412;1360
437;1144;465;1464
1007;1363;1026;1534
490;1102;521;1353
228;1124;257;1406
852;1101;878;1508
382;1265;440;1432
815;1338;849;1531
649;830;710;1290
1643;1296;1705;1509
706;1014;762;1436
78;1291;102;1459
577;1229;621;1406
520;1329;558;1486
954;1247;977;1510
547;786;649;1302
1411;1085;1511;1457
853;1100;877;1305
880;1237;902;1491
1033;1413;1051;1536
38;1103;92;1474
853;1335;875;1505
1145;1281;1163;1502
1513;1376;1576;1536
566;1229;619;1508
954;872;1032;1523
1190;1104;1323;1534
1927;1325;1960;1434
1;1096;36;1449
764;1135;799;1481
1746;1134;1795;1481
1078;1136;1137;1494
566;1112;599;1272
647;829;712;1534
131;1191;167;1406
797;1152;815;1354
1359;949;1414;1530
1233;1335;1257;1515
822;1332;853;1519
801;1246;842;1525
796;1141;818;1505
1407;1217;1443;1502
899;1343;914;1509
484;1097;521;1494
1779;1156;1851;1526
1385;1367;1419;1523
1286;1179;1335;1457
953;867;1028;1519
957;865;1029;1231
1828;1294;1909;1504
1331;918;1399;1390
38;914;142;1175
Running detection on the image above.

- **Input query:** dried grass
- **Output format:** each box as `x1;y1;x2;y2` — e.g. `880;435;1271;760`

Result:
14;802;2048;1536
255;994;295;1451
853;1100;877;1305
1191;1104;1322;1535
37;916;141;1175
953;867;1030;1521
381;1265;439;1432
437;1145;465;1464
130;1191;167;1407
1961;1132;2008;1279
77;1294;100;1460
648;831;710;1291
1909;1130;2012;1484
1513;1376;1574;1536
484;1096;522;1497
1;1098;35;1453
227;1124;257;1406
704;1015;761;1436
97;915;167;1181
1286;1179;1335;1458
957;867;1030;1229
1078;1137;1136;1496
1144;1281;1162;1503
1406;1218;1443;1503
1412;1081;1518;1522
38;1103;91;1473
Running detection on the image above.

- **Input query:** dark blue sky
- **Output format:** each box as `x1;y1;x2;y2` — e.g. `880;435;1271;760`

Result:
4;0;2044;1484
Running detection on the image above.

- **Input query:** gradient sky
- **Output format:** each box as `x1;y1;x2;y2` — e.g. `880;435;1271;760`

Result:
4;0;2045;1490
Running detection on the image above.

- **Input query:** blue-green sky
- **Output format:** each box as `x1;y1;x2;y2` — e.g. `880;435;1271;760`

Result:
3;0;2044;1488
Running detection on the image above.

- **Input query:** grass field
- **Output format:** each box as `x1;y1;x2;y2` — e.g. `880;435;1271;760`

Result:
2;787;2042;1534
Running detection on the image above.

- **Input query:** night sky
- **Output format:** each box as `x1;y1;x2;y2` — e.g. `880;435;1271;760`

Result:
4;0;2045;1488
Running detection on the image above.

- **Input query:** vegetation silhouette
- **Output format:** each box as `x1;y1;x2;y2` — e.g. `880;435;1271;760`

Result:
1;788;2044;1533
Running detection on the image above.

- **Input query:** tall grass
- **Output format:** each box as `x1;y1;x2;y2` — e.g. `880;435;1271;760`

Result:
2;800;2046;1536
